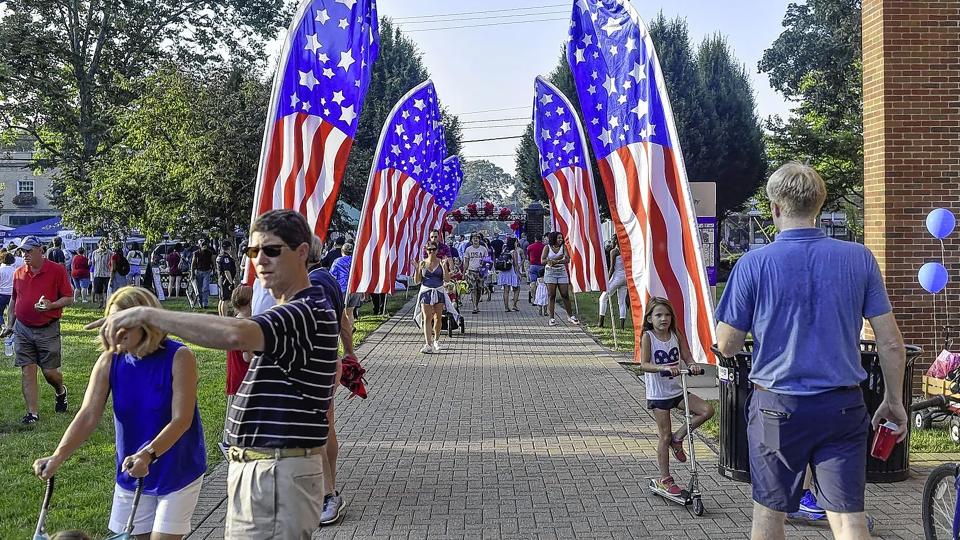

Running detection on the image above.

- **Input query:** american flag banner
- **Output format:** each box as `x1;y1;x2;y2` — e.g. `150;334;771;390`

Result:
437;155;464;227
400;154;462;266
249;0;379;246
567;0;716;363
532;76;608;293
349;80;451;294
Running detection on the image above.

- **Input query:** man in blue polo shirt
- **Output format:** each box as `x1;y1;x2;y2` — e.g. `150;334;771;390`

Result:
715;162;907;540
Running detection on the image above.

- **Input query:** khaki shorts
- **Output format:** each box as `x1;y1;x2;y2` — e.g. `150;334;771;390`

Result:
225;452;326;539
14;319;62;370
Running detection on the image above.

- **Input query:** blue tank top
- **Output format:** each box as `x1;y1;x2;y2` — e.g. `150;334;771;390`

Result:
110;338;206;495
421;263;444;288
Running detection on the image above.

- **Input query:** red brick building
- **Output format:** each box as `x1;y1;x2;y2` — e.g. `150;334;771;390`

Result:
863;0;960;378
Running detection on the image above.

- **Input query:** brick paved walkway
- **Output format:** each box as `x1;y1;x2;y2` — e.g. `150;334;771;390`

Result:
189;298;932;539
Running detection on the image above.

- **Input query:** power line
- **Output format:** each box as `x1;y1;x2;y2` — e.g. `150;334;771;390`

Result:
460;116;529;124
400;17;568;33
394;10;567;26
461;135;526;143
460;124;529;130
392;3;567;21
463;154;517;158
454;105;529;116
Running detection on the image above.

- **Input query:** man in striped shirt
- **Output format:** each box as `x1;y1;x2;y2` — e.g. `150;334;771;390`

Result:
90;209;339;539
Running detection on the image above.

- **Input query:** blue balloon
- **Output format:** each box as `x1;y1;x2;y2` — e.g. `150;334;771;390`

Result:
919;262;949;294
927;208;956;239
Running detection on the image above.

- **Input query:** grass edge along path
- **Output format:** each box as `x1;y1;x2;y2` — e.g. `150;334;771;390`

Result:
578;285;957;455
0;293;412;539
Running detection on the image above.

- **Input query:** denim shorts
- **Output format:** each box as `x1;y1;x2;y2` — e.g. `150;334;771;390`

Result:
747;387;869;513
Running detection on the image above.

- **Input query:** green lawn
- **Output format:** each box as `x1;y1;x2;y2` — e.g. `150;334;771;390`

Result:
574;282;726;355
0;293;410;539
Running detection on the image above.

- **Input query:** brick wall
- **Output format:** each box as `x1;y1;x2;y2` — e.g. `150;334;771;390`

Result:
862;0;960;384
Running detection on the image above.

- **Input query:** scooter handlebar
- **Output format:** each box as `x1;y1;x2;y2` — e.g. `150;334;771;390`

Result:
659;368;702;377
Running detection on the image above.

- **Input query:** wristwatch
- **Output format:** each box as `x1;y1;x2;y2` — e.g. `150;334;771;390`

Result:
143;447;159;464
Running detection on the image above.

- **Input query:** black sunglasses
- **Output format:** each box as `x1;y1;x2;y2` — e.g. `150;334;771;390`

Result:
425;248;437;252
244;244;289;259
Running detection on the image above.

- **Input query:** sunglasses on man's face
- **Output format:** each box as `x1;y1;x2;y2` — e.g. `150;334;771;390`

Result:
244;244;288;259
426;248;437;252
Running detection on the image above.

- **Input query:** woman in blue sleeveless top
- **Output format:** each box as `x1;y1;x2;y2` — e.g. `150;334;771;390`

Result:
33;286;206;539
414;241;451;354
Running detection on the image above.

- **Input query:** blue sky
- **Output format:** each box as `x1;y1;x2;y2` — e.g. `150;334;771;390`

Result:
309;1;795;174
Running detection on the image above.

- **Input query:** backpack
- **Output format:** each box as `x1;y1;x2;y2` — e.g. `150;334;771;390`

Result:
47;248;65;264
178;252;190;274
115;254;130;276
494;251;513;272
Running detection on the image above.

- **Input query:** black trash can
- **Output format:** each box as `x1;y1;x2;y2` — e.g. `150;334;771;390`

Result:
714;341;921;484
861;342;922;483
714;342;753;483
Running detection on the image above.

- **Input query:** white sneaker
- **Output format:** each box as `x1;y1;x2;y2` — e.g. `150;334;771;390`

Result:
432;341;441;353
549;318;557;326
568;316;580;324
420;345;432;354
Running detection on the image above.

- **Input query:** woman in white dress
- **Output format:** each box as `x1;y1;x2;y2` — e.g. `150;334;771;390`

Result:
496;237;522;312
598;242;629;329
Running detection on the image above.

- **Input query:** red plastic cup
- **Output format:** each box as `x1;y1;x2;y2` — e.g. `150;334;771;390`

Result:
870;421;899;461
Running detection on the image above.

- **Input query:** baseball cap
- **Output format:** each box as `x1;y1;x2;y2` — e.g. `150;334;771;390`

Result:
17;236;42;251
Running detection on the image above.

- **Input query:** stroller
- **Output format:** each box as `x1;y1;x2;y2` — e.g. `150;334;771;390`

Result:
441;266;467;337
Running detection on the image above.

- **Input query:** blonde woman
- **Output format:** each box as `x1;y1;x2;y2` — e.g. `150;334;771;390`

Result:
33;286;206;539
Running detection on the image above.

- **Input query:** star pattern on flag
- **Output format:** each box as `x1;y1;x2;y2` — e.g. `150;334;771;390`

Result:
377;82;448;192
276;0;379;137
567;0;669;156
532;77;589;177
437;155;463;210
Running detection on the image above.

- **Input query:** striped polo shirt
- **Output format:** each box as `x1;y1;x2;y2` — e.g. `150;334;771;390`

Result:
226;286;339;448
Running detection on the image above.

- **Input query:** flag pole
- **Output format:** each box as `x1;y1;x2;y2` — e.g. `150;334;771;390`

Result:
609;300;618;349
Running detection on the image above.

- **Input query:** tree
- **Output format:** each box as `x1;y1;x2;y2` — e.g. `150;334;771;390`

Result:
0;0;288;230
515;16;766;218
455;160;515;207
69;63;269;242
759;0;863;219
696;35;767;217
337;18;463;227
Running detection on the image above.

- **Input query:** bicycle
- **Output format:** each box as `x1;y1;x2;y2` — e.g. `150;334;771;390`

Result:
921;462;960;539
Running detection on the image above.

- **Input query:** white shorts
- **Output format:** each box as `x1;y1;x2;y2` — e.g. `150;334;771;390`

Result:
108;475;203;536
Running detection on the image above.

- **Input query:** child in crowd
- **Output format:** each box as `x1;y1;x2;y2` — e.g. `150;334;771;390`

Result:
533;267;548;316
222;286;253;450
637;297;715;496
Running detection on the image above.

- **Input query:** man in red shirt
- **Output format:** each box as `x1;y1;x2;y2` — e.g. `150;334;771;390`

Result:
3;236;74;424
526;234;547;303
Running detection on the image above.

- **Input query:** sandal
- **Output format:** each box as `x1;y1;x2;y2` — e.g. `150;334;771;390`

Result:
670;438;687;462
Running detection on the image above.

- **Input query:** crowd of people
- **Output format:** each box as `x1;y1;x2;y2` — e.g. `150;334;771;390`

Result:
13;162;911;540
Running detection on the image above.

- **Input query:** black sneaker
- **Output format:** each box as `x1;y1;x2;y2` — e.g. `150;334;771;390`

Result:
21;413;39;424
55;385;68;413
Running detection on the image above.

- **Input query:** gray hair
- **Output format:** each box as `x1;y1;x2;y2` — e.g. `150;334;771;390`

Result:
308;235;323;265
765;162;827;218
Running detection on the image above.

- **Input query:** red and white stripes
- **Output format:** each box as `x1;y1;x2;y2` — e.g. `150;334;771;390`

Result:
253;113;353;239
348;169;445;294
598;141;716;364
542;165;608;293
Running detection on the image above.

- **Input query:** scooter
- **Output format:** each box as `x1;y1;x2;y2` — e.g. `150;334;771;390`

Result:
33;476;54;540
105;477;146;540
33;474;145;540
648;368;705;516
